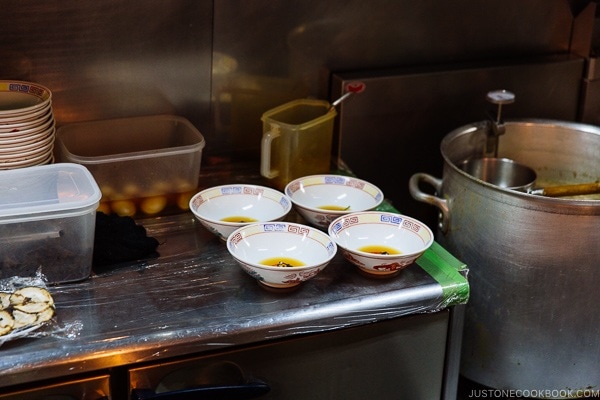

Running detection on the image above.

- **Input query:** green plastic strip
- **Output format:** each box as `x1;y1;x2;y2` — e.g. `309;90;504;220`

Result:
375;201;470;307
332;166;469;306
416;243;470;307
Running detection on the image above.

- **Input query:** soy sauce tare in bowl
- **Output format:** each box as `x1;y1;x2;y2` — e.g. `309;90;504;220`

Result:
284;174;384;229
328;211;434;276
189;184;292;241
227;222;337;289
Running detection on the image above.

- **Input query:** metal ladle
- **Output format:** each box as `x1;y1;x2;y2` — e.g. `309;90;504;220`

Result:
459;157;600;197
527;181;600;197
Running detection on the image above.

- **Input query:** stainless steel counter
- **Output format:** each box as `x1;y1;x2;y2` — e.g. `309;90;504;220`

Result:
0;160;469;391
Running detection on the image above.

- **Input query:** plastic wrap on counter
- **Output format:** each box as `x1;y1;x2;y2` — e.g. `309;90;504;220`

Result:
1;202;469;351
6;214;468;348
0;162;470;386
0;272;82;347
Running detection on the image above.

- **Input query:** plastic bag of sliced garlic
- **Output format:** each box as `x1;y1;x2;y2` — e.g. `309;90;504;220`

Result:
0;273;56;346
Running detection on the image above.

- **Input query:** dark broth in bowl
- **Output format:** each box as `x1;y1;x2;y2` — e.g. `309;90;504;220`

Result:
221;216;257;223
260;256;305;267
318;205;350;211
358;245;401;255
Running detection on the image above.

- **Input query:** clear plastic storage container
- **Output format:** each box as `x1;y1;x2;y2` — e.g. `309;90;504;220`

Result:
0;163;101;283
56;115;206;217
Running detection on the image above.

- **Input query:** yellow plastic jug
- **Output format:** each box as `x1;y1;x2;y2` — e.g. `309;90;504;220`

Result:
260;99;336;190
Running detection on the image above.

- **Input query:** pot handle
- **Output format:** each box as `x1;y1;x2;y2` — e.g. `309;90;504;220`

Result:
409;173;450;233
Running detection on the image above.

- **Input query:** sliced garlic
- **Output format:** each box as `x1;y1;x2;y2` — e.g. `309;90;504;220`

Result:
0;292;10;310
12;309;37;329
10;287;55;313
0;310;15;336
1;287;56;336
35;306;56;324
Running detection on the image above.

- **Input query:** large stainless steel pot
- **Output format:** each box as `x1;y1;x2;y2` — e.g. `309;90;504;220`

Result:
409;119;600;397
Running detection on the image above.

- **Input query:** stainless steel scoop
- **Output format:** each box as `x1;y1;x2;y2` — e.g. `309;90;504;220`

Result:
459;157;600;197
459;157;536;191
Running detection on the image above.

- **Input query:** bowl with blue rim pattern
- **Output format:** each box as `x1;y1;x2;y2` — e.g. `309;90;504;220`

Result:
227;221;337;288
328;211;433;276
284;174;384;230
190;184;292;241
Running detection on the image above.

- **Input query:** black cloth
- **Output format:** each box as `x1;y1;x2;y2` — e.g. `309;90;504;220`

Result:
93;212;160;271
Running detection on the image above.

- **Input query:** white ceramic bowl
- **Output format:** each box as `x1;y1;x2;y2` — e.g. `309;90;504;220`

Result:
190;184;292;240
0;81;52;117
0;124;52;145
328;211;434;276
0;146;54;170
0;127;54;156
284;174;384;229
227;222;337;288
0;109;53;135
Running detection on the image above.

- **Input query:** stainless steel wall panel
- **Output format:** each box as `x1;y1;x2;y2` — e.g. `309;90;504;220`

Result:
0;1;213;142
0;1;591;158
331;56;585;228
212;0;579;157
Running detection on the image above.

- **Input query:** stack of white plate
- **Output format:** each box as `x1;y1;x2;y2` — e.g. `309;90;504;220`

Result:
0;80;55;170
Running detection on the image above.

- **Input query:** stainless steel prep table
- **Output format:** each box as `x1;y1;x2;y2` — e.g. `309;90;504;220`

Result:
0;159;469;399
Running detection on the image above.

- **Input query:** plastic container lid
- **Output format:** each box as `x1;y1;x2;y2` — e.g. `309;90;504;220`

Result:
0;163;101;222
